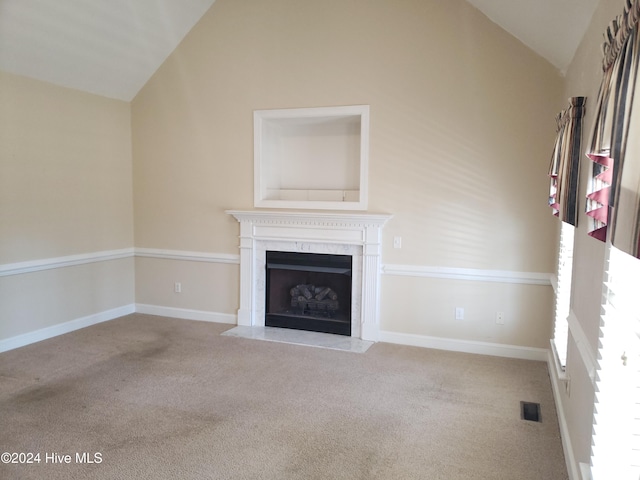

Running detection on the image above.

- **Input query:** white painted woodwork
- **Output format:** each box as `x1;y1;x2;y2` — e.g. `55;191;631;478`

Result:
227;210;391;341
253;105;369;211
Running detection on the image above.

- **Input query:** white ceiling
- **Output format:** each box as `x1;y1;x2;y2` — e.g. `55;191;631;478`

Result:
0;0;216;101
0;0;598;102
466;0;599;73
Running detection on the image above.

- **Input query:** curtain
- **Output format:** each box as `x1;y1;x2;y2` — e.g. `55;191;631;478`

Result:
549;97;586;225
611;20;640;258
586;60;616;241
586;0;640;259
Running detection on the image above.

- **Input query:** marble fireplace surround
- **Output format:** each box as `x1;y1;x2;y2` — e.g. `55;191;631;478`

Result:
226;210;392;341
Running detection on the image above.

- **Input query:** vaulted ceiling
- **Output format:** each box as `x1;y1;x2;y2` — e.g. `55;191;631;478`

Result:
0;0;599;101
0;0;216;101
465;0;599;74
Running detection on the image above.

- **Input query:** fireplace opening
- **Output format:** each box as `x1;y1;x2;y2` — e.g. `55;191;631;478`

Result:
265;251;352;336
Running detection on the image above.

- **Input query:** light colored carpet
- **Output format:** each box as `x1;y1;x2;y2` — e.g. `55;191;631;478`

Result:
0;314;568;479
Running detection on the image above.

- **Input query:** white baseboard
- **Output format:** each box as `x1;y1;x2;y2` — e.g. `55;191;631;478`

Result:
547;349;580;480
0;304;237;353
0;304;135;353
135;304;237;325
379;330;549;361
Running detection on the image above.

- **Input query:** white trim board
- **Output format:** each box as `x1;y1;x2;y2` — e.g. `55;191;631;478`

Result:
547;349;581;480
0;305;236;353
2;307;546;361
549;339;569;381
135;248;240;264
0;304;135;353
135;304;237;325
579;463;592;480
567;309;597;386
0;248;240;277
383;264;552;286
380;330;549;361
2;248;550;288
0;248;134;277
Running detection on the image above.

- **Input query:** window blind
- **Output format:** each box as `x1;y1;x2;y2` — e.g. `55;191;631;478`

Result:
590;245;640;479
552;222;575;369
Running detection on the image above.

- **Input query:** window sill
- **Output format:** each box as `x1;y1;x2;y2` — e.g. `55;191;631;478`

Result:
550;339;568;381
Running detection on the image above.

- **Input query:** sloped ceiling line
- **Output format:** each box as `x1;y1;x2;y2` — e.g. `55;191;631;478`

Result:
0;0;597;101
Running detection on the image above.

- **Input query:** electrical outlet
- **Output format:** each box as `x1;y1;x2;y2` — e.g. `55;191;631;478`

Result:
455;307;464;320
393;236;402;249
496;311;505;325
174;282;182;293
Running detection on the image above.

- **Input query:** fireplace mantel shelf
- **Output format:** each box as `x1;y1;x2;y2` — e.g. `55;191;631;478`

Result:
226;210;392;342
226;210;392;228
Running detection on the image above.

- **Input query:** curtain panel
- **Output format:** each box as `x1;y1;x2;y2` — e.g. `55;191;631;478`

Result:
586;60;616;241
587;0;640;258
549;97;586;226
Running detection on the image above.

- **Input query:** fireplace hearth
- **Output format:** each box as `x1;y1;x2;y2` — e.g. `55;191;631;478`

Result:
266;251;352;336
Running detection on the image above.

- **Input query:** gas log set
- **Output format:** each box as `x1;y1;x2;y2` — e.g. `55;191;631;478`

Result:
290;284;339;316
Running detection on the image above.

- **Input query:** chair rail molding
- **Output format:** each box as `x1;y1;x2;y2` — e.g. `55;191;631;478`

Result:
0;248;134;277
383;264;552;285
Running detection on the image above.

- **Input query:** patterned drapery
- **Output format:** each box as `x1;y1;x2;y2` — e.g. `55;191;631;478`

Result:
549;97;586;226
586;30;621;241
586;0;640;258
610;22;640;258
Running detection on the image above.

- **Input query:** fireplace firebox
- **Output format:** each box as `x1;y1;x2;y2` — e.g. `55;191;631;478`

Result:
265;251;352;336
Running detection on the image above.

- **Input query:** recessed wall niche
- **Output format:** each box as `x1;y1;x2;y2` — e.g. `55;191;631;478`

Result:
254;105;369;210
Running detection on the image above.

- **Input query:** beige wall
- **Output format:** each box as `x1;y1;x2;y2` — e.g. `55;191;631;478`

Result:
551;0;627;472
0;259;134;340
0;72;134;341
381;277;554;348
132;0;563;348
135;257;238;316
1;72;133;262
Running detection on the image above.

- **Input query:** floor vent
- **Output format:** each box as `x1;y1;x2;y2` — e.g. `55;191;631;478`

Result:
520;401;541;422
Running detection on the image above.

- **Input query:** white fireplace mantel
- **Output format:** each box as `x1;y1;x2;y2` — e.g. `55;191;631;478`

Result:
226;210;392;341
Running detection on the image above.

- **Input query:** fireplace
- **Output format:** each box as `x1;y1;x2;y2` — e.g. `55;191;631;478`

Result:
226;210;392;341
265;251;352;336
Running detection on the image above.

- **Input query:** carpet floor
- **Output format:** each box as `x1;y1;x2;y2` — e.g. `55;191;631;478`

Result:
0;314;568;479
